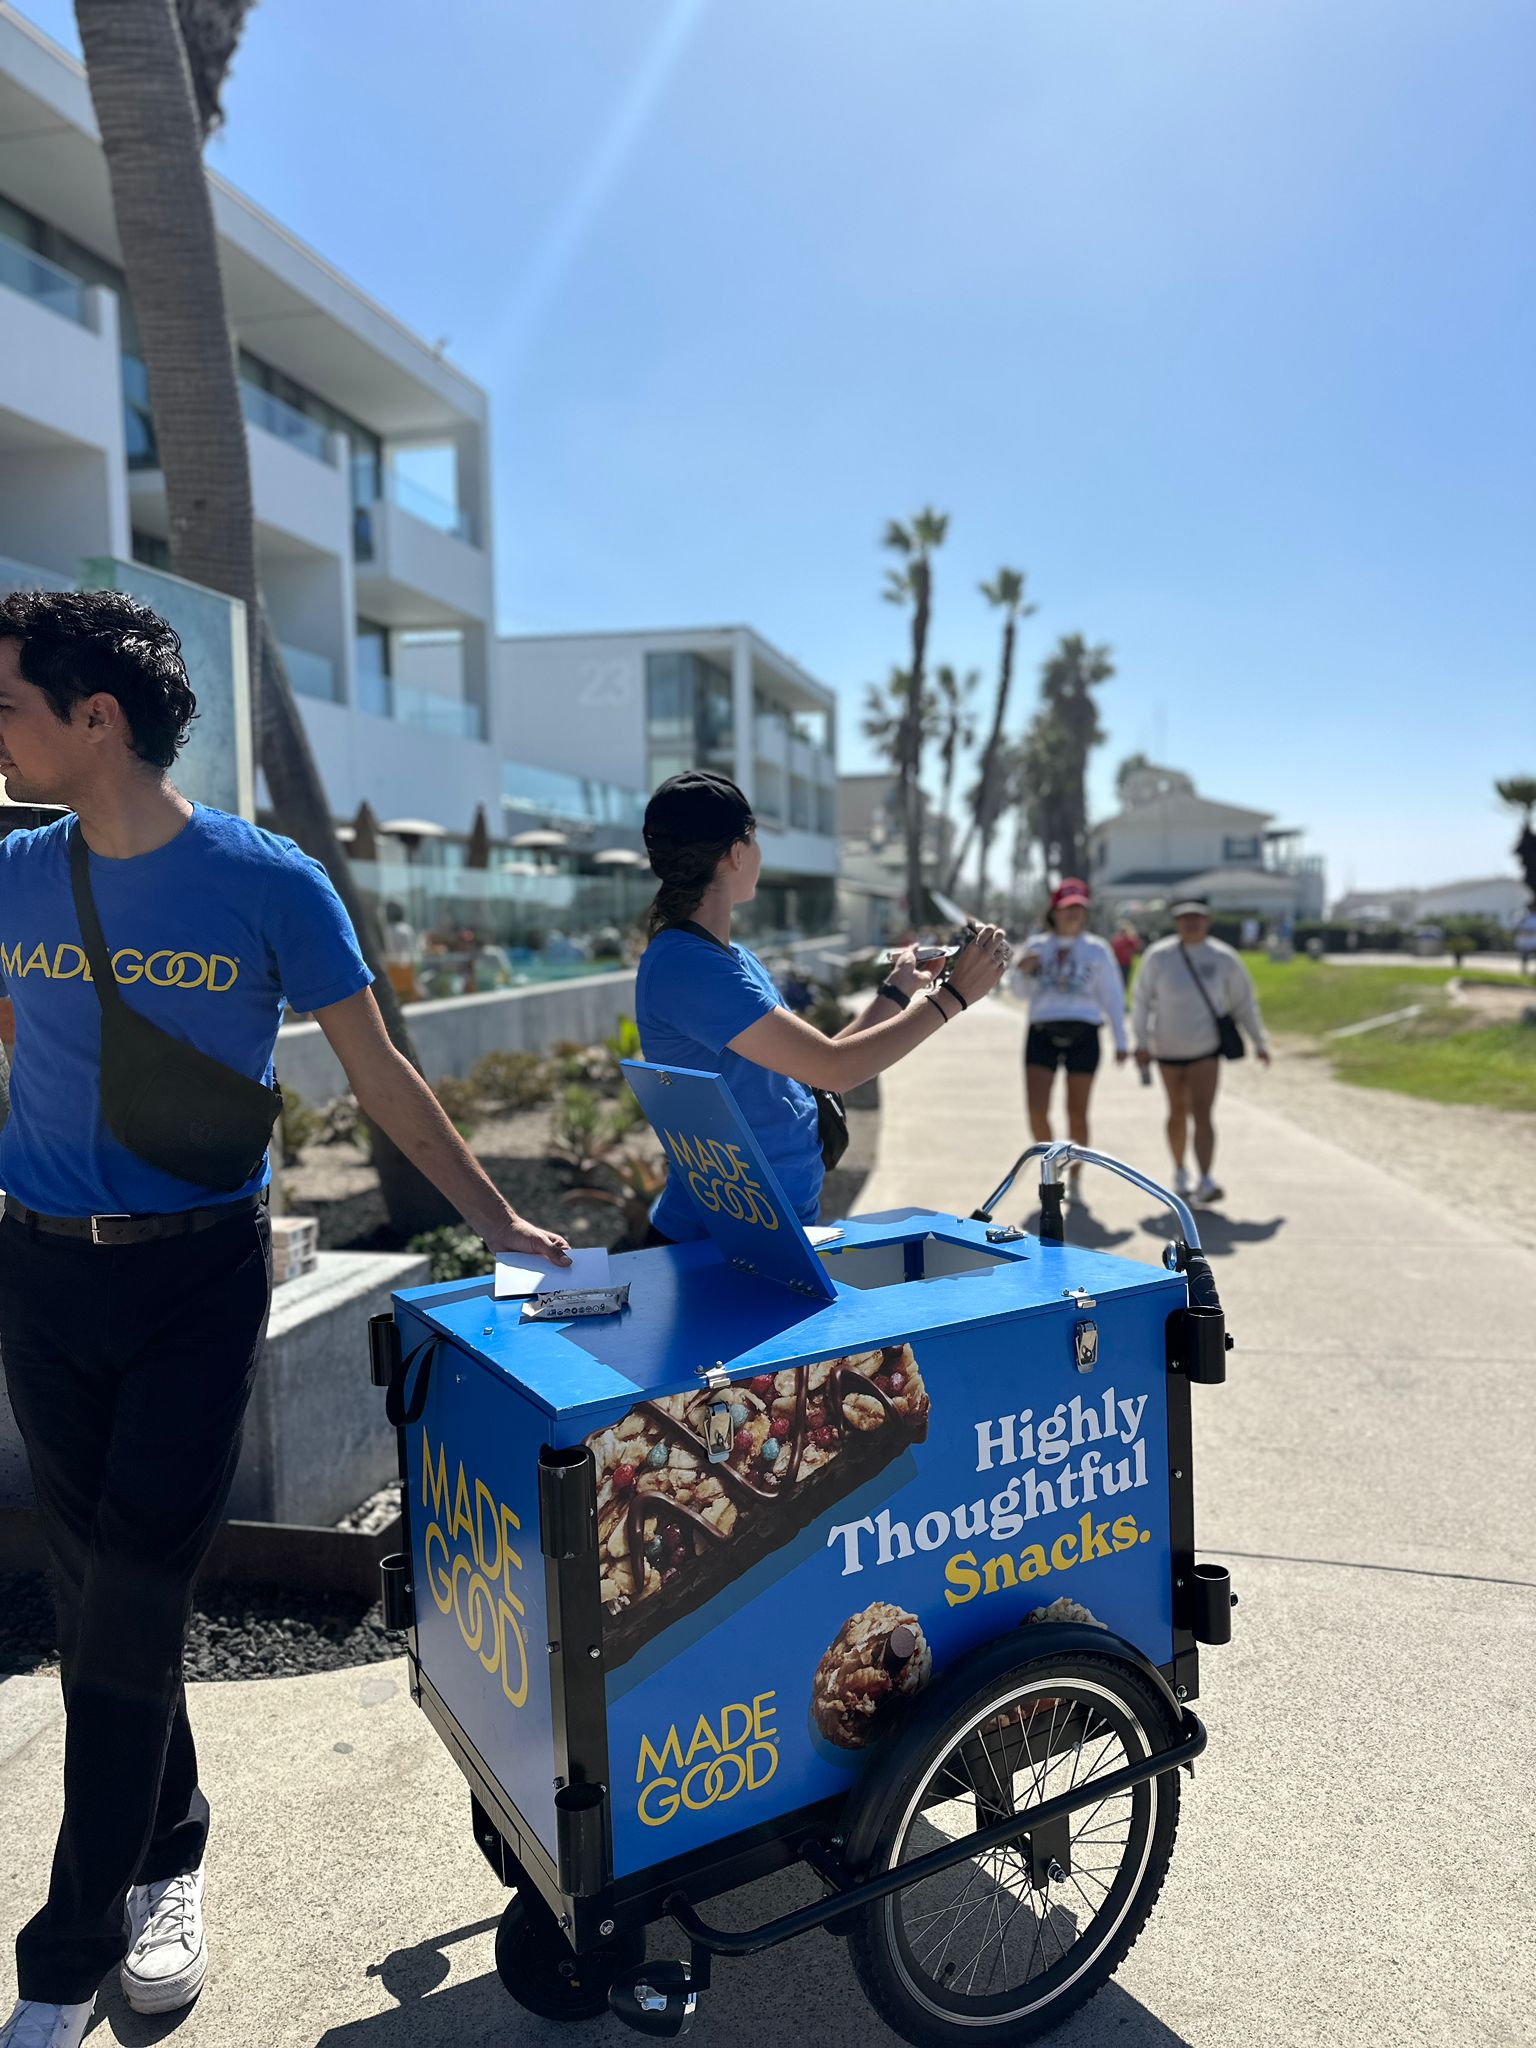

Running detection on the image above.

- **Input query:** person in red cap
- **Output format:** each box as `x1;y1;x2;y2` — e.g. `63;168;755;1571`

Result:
1009;879;1128;1202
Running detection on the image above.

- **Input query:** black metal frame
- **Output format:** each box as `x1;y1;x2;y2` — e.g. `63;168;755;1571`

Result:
666;1710;1207;1957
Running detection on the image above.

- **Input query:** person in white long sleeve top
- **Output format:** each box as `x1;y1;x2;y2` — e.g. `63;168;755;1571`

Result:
1009;878;1127;1203
1131;898;1271;1205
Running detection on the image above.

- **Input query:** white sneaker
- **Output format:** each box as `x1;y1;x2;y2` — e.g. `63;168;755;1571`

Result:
0;1999;94;2048
1172;1165;1193;1198
1193;1174;1224;1206
121;1865;207;2015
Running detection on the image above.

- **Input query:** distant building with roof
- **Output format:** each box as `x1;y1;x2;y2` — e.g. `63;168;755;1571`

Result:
1089;766;1325;923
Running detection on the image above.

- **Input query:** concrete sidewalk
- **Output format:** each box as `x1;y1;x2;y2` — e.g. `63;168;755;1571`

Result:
3;996;1532;2047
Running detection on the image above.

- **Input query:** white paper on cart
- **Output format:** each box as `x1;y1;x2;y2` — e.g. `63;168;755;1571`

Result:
807;1226;844;1246
494;1245;612;1299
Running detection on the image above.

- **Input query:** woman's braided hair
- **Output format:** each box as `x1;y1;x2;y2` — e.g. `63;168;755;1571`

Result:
645;834;742;937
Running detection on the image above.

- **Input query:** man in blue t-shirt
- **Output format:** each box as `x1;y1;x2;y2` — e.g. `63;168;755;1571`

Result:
0;590;569;2047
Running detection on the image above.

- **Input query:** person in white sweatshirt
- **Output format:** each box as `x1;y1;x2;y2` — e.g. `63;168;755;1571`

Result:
1132;897;1271;1205
1009;878;1127;1201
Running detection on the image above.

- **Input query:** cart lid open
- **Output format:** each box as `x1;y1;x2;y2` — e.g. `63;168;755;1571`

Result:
619;1060;838;1305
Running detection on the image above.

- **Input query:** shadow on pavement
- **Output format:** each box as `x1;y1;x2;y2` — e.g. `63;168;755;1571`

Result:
365;1916;499;2002
315;1960;1195;2048
1138;1210;1286;1257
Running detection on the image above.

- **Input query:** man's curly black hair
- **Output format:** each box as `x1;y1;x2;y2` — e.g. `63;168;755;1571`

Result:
0;588;199;771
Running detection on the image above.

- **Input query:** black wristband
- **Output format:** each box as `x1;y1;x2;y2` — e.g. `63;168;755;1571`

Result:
942;979;969;1011
925;986;958;1022
877;979;911;1011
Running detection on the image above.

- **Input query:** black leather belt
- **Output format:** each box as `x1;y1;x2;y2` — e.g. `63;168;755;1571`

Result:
2;1191;265;1246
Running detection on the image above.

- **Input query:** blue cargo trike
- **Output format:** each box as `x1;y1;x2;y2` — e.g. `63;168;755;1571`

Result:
369;1063;1235;2044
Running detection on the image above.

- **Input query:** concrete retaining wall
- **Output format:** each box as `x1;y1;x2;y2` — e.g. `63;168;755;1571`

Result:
0;1249;429;1528
275;968;638;1102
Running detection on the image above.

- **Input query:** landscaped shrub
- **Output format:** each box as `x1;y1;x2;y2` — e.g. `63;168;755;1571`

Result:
432;1076;481;1139
550;1082;606;1177
407;1225;494;1283
471;1048;554;1111
278;1090;318;1157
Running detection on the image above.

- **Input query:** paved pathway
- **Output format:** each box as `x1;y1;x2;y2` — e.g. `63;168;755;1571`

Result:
2;995;1531;2046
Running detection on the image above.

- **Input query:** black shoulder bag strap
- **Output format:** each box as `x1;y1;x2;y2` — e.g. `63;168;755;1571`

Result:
1178;942;1245;1060
68;824;130;1021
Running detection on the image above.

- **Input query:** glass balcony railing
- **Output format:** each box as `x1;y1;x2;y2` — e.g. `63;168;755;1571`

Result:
0;555;74;598
0;231;89;326
385;472;474;543
240;381;336;465
392;681;485;741
279;642;339;704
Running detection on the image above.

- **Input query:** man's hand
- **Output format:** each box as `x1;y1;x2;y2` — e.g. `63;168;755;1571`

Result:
1135;1047;1153;1071
1257;1048;1273;1067
488;1218;572;1263
1114;1047;1129;1066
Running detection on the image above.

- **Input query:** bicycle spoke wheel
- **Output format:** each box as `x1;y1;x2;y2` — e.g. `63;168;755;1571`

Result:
847;1652;1180;2046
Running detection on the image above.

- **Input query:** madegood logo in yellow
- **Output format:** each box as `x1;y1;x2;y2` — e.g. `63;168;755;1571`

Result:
635;1692;779;1826
421;1429;529;1708
661;1129;779;1230
0;940;239;991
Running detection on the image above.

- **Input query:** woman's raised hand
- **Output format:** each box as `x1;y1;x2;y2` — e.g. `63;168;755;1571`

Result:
947;923;1010;1006
885;944;938;998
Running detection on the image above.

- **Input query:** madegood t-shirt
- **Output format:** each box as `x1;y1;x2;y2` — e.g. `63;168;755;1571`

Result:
635;927;821;1242
0;805;371;1214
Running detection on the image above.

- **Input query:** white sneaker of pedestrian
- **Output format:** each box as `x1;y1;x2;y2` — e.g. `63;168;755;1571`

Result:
1193;1174;1224;1206
1172;1165;1193;1198
121;1865;207;2015
0;1998;94;2048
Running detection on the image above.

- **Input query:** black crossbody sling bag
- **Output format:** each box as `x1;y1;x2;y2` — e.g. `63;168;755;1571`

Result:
1178;941;1246;1061
69;824;283;1192
667;920;849;1170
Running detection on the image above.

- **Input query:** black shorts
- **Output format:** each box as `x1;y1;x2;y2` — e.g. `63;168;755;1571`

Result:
1025;1020;1101;1075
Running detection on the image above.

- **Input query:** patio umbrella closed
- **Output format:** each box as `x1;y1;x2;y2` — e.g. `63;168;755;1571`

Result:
466;803;493;870
351;801;379;862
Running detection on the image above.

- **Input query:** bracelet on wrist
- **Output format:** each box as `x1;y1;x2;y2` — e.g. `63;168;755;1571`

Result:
942;979;969;1011
925;986;957;1022
878;979;911;1011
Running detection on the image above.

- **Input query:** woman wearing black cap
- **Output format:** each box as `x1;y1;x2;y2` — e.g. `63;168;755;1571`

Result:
635;771;1009;1245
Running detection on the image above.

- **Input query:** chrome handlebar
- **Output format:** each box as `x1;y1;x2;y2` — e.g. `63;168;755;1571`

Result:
972;1140;1204;1253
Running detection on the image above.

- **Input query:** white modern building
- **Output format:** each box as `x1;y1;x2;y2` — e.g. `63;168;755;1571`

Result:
1332;877;1529;929
0;2;498;832
1089;765;1326;924
500;628;840;935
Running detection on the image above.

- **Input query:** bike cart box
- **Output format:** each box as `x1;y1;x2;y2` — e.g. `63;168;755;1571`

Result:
371;1065;1234;2043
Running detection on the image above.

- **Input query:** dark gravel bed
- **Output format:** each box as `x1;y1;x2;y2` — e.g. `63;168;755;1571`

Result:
0;1572;400;1683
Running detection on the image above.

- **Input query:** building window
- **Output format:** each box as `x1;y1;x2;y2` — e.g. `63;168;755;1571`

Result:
131;529;170;571
355;619;392;718
645;651;735;789
1223;835;1260;863
501;762;646;828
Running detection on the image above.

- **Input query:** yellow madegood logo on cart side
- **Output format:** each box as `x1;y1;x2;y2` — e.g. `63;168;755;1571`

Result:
420;1428;530;1709
660;1128;780;1231
634;1691;780;1827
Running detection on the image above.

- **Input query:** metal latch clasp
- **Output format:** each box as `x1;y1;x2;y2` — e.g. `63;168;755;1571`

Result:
1073;1321;1099;1373
697;1364;733;1463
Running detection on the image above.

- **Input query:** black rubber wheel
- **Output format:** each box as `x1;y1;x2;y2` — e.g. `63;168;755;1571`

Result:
845;1650;1181;2046
493;1884;643;2023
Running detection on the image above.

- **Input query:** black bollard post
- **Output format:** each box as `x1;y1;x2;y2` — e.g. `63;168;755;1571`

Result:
1039;1177;1066;1243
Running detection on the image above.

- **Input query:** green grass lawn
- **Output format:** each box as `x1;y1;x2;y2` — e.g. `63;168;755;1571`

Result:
1240;956;1536;1113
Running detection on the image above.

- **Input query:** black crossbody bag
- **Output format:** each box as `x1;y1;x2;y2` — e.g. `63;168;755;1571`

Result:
668;921;849;1170
1179;941;1246;1061
69;825;283;1191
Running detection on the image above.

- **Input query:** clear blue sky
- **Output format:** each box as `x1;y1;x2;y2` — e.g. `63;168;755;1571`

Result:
22;0;1535;892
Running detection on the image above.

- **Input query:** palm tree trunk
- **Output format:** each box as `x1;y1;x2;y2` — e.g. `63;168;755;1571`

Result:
972;615;1015;910
900;568;930;925
76;0;450;1236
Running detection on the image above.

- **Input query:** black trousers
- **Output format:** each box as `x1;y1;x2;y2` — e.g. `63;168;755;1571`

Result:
0;1205;271;2004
